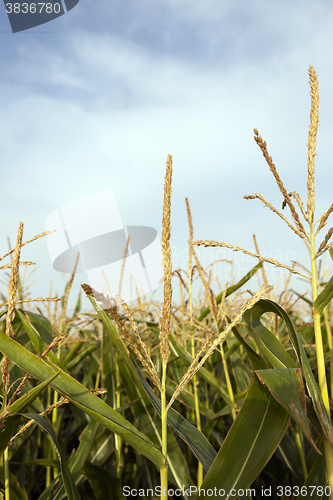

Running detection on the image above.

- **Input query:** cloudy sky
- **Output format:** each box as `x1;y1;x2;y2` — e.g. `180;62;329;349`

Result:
1;0;333;316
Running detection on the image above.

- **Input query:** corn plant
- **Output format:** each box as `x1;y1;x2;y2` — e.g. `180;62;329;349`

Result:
192;66;333;498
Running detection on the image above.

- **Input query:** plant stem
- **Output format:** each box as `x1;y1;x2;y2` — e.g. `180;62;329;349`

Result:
115;355;122;478
160;360;168;499
191;329;203;486
323;307;333;399
192;372;203;485
310;228;330;407
4;447;9;500
46;386;52;488
51;389;59;480
310;225;333;496
220;344;236;421
294;425;308;480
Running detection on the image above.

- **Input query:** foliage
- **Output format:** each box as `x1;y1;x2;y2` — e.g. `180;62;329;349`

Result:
0;66;333;500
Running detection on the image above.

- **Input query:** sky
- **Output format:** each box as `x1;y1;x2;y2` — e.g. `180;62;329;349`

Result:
1;0;333;317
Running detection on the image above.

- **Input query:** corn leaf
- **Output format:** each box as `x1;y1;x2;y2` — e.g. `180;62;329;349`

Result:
0;331;165;468
1;371;60;420
243;299;333;446
76;294;192;484
16;309;67;371
229;323;267;370
294;441;329;499
83;291;216;472
290;291;313;307
0;373;61;457
118;356;195;489
22;413;80;500
50;419;100;500
230;352;252;392
255;368;320;452
196;375;289;499
130;354;217;472
243;301;297;369
0;465;28;500
83;462;125;500
165;378;216;419
169;332;232;405
65;342;100;371
0;414;22;458
198;262;263;322
83;296;195;486
313;273;333;314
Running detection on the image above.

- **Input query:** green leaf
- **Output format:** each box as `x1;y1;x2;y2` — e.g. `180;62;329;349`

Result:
62;342;82;367
50;419;100;500
244;299;333;447
276;431;304;480
83;296;131;366
83;462;125;500
243;301;297;369
0;415;22;457
87;428;115;466
22;413;80;500
0;465;28;500
165;378;216;420
130;354;217;472
198;262;263;322
290;290;313;307
314;273;333;314
0;331;165;469
101;323;116;408
66;342;100;371
119;357;195;489
21;310;53;344
213;393;246;419
295;440;329;499
16;309;67;371
3;372;61;419
169;332;232;405
196;375;289;499
23;459;59;468
83;291;214;474
228;323;268;371
72;290;82;318
255;369;319;452
230;352;252;392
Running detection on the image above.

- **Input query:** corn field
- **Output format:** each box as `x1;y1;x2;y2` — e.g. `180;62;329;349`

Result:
0;66;333;500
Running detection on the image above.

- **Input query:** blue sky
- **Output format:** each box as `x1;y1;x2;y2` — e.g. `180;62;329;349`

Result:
1;0;333;315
